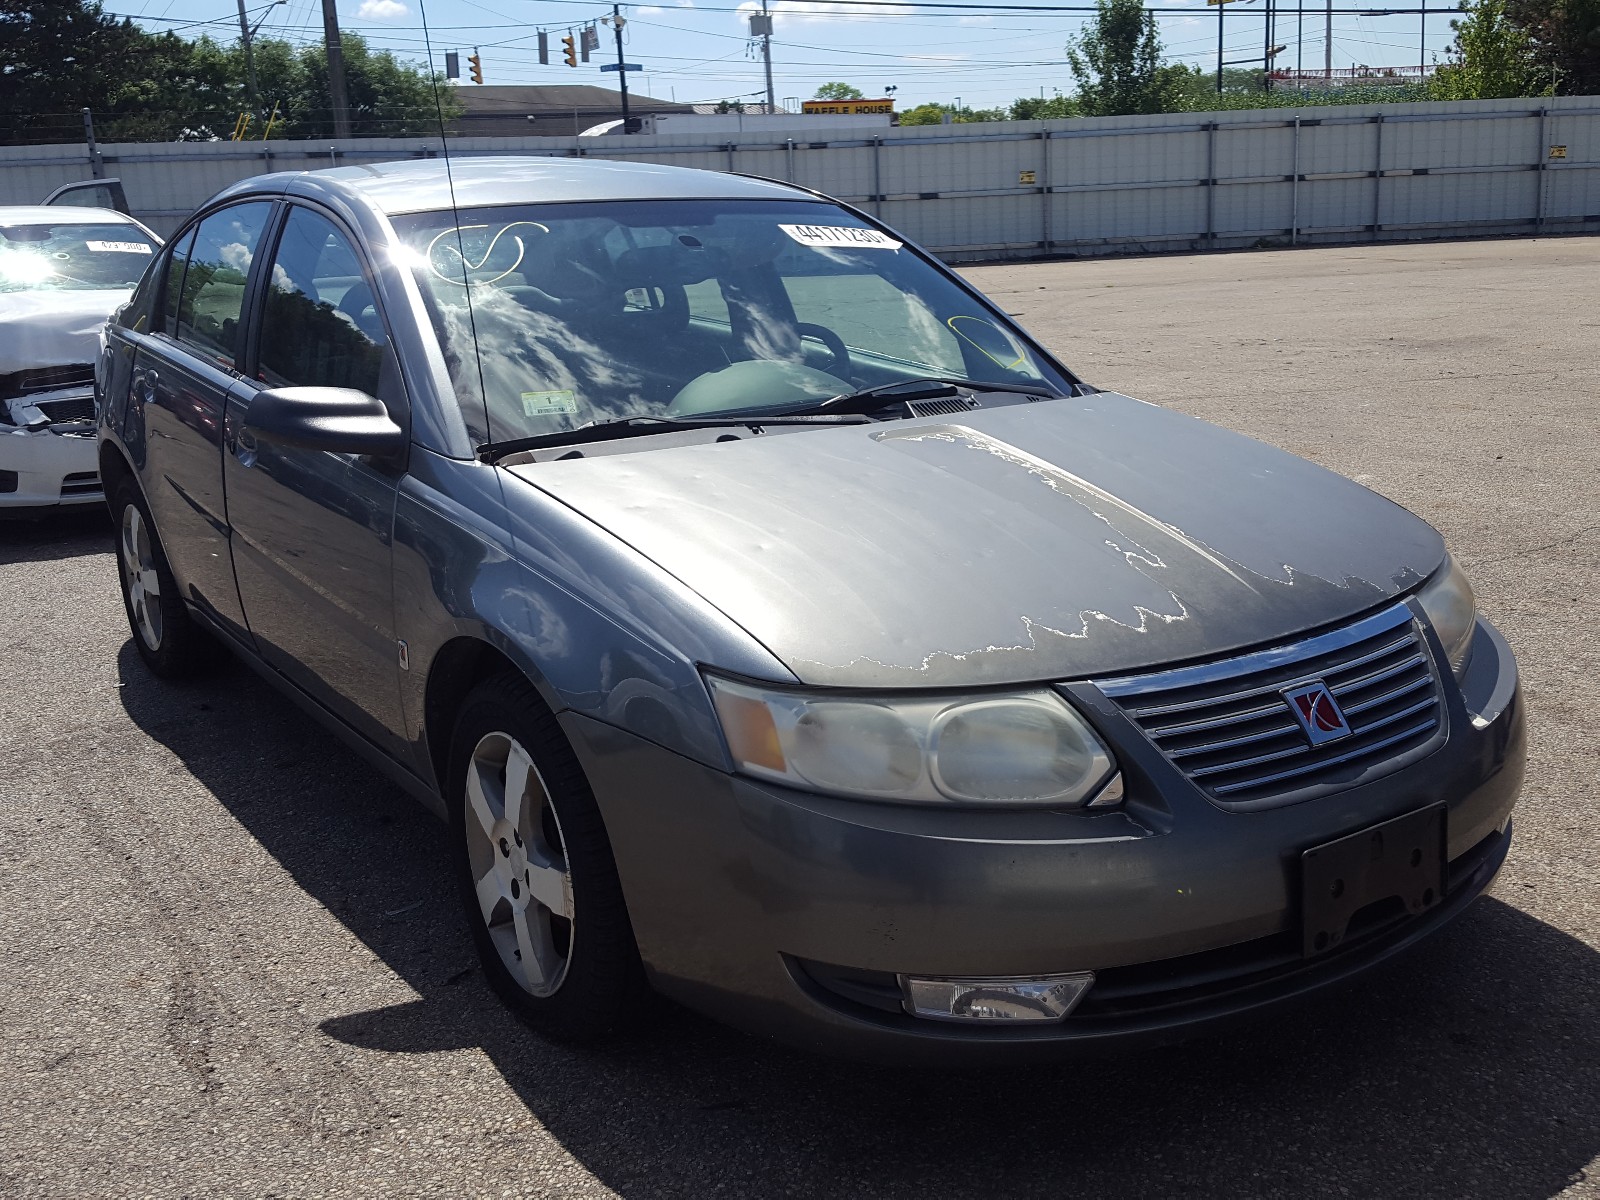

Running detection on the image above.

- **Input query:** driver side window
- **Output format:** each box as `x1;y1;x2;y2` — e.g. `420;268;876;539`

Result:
258;207;386;397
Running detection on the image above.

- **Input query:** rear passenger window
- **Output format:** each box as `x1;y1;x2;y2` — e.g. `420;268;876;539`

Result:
172;202;272;370
257;207;386;398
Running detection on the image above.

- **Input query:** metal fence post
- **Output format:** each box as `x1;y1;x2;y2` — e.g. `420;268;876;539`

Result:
82;109;105;179
1371;113;1384;241
785;137;795;184
1040;129;1052;256
725;143;735;173
1291;116;1301;245
872;136;883;218
1206;121;1218;248
1535;106;1548;231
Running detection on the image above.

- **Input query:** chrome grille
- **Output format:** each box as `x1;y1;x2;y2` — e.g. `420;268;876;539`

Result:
1097;603;1446;810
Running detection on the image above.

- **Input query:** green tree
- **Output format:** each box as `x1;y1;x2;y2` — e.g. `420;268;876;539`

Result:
1430;0;1551;97
813;82;864;100
0;0;161;143
1066;0;1186;116
282;33;459;138
1504;0;1598;93
1009;94;1080;120
896;101;1006;124
0;2;457;144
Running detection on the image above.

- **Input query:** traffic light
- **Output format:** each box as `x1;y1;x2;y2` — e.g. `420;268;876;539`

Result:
562;34;577;68
468;52;483;84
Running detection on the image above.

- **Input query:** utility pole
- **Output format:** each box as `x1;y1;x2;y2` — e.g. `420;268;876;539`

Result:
1263;0;1273;90
761;0;775;114
1216;0;1224;92
236;0;261;116
611;5;631;131
320;0;352;139
1325;0;1333;79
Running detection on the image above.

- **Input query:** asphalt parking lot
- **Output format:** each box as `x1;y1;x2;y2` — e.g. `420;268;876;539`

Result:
3;235;1597;1198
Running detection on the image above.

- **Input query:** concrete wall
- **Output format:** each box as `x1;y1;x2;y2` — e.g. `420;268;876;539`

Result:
3;95;1596;260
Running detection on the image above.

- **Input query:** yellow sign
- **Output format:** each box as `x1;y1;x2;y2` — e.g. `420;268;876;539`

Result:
1549;145;1568;159
1019;170;1038;185
802;99;896;115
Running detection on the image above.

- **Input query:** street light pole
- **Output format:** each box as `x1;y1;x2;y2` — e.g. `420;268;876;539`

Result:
761;0;775;114
612;5;630;131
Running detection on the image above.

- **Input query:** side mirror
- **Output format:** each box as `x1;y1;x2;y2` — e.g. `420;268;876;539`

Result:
244;387;406;456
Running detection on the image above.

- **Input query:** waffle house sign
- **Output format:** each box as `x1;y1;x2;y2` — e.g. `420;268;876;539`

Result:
801;98;896;115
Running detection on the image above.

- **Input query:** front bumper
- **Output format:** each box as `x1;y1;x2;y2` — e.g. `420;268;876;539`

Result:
564;616;1524;1064
0;390;102;509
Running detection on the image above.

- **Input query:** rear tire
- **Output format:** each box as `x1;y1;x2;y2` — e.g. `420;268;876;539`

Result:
448;672;649;1041
111;478;217;678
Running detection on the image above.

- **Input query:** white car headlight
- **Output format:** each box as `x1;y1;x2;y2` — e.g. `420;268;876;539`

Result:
706;675;1118;807
1415;553;1477;681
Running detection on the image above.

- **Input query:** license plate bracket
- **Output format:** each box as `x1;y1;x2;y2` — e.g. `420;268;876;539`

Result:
1301;803;1446;958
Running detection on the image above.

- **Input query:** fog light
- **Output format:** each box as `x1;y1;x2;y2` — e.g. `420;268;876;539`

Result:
899;972;1095;1024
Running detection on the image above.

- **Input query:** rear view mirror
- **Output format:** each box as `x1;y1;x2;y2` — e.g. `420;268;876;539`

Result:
244;387;405;456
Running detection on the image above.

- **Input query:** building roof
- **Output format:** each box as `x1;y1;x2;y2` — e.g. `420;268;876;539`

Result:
454;85;690;117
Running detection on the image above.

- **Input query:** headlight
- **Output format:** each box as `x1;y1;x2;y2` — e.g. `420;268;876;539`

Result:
706;675;1118;807
1415;554;1477;681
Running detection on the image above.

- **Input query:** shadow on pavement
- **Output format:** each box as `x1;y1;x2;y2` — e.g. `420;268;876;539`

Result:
0;506;111;567
117;641;1599;1198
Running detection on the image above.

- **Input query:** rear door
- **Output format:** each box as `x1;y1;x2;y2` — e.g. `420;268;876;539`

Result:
222;203;409;754
133;201;274;636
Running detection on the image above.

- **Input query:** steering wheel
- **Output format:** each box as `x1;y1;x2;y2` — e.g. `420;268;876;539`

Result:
796;322;851;379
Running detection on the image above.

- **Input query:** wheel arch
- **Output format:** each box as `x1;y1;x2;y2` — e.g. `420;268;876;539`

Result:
98;438;137;507
421;633;566;796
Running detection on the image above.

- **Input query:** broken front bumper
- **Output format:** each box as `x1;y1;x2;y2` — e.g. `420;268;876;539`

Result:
0;388;102;508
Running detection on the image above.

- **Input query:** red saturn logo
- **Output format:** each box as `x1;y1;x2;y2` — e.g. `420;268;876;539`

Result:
1281;681;1352;745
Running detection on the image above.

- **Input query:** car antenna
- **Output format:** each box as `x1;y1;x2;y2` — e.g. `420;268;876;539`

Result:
418;0;495;448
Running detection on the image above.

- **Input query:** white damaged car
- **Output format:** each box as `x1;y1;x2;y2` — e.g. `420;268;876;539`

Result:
1;206;161;511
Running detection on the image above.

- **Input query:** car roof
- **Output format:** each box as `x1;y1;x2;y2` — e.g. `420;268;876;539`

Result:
248;156;817;217
0;205;142;225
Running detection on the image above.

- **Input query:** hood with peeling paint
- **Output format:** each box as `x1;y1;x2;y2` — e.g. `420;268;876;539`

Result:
509;394;1445;688
0;290;125;376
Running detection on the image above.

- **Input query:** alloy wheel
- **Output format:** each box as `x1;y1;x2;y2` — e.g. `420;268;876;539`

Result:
119;502;163;651
464;731;574;998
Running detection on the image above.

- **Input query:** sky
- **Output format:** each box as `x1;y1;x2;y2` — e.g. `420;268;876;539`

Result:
110;0;1464;113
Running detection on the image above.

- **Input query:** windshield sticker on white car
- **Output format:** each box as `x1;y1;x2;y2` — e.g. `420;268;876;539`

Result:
84;240;153;254
779;225;902;251
520;389;580;418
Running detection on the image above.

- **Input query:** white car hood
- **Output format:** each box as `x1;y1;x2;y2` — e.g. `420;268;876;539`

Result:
0;289;128;375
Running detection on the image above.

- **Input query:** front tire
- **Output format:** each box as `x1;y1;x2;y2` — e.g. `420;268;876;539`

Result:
448;672;648;1041
111;478;217;678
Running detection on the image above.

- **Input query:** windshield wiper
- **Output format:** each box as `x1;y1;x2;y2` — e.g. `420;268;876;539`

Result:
778;376;1064;417
478;412;871;463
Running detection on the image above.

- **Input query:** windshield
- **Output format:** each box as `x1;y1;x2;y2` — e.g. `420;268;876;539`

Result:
0;222;158;294
392;199;1070;445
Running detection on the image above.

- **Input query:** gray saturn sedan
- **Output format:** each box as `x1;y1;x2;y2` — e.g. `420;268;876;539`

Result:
97;157;1524;1063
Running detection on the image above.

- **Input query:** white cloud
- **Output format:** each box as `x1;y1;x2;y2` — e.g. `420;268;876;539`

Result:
356;0;410;20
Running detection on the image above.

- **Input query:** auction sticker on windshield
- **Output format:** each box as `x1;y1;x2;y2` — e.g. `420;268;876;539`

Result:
779;225;902;251
85;241;154;254
521;389;580;418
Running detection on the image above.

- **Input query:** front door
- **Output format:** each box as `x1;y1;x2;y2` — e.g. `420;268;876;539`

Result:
137;202;274;637
223;204;409;755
